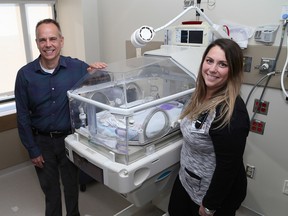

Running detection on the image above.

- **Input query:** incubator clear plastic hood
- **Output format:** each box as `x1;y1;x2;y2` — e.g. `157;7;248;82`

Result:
67;56;196;165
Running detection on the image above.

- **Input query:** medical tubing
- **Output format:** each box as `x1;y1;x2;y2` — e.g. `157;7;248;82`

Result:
250;74;272;122
280;22;288;98
154;5;213;33
271;23;286;72
280;39;288;98
245;72;275;106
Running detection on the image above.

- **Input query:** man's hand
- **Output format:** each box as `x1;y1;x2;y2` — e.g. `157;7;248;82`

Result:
87;62;107;73
31;155;45;168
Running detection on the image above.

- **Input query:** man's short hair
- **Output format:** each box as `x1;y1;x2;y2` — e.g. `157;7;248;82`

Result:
35;18;62;36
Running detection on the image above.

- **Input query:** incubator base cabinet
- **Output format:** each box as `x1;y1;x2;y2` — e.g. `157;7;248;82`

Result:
64;54;198;212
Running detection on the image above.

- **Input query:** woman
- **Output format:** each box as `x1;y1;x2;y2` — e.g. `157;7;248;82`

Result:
168;38;250;216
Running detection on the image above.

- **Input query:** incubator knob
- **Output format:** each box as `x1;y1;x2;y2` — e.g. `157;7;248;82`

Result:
129;119;135;126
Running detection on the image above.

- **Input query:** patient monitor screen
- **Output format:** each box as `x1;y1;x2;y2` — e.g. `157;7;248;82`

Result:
181;30;203;44
165;23;210;46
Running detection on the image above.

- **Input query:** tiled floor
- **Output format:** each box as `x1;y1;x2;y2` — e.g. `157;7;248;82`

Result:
0;162;165;216
0;162;255;216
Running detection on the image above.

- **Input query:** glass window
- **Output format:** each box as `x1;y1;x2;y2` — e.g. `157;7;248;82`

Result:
0;2;53;97
25;4;53;60
0;4;26;95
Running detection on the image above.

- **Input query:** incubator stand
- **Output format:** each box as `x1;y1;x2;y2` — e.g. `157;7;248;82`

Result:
65;56;196;214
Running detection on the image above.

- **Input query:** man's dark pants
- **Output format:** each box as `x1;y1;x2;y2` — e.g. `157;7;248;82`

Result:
34;134;80;216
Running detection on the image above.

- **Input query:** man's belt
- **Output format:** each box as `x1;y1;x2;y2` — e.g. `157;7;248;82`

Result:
32;128;71;138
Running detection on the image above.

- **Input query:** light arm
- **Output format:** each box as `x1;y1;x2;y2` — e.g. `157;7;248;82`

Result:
131;5;230;48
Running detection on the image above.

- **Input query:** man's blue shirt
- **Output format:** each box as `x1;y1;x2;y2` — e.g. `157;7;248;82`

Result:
15;55;89;158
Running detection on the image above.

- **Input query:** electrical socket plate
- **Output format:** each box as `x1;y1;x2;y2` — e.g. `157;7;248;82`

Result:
250;119;265;135
246;164;255;179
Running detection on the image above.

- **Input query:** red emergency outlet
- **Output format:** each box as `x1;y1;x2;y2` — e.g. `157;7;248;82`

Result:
250;119;265;135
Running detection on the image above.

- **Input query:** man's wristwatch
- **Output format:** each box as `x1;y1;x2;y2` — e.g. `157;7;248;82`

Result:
204;207;216;215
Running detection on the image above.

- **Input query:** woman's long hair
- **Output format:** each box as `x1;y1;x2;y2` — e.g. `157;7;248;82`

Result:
181;38;244;128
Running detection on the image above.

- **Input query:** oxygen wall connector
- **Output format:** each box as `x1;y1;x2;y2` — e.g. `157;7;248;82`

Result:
259;58;276;74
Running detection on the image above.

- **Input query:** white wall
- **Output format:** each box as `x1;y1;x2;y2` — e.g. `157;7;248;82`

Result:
242;85;288;215
56;0;85;60
57;0;288;63
56;0;288;215
97;0;183;62
96;0;288;63
56;0;100;63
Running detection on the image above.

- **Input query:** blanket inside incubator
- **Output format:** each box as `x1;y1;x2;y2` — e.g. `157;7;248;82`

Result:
91;101;183;149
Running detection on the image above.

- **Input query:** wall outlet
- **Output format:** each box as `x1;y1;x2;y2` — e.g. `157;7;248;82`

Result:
246;164;256;179
253;99;269;115
250;119;266;135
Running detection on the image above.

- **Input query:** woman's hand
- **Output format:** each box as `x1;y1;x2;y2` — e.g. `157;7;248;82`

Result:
199;204;215;216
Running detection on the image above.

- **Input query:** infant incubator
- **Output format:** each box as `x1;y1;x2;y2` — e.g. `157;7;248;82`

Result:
65;54;198;209
67;56;195;164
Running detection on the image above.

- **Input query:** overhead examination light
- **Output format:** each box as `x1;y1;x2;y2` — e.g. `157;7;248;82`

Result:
131;3;230;48
131;26;155;48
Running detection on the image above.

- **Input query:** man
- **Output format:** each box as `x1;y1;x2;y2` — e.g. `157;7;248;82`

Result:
15;18;107;216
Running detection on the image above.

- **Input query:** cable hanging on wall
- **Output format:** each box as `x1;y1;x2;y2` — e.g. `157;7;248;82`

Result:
246;20;288;121
280;20;288;99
